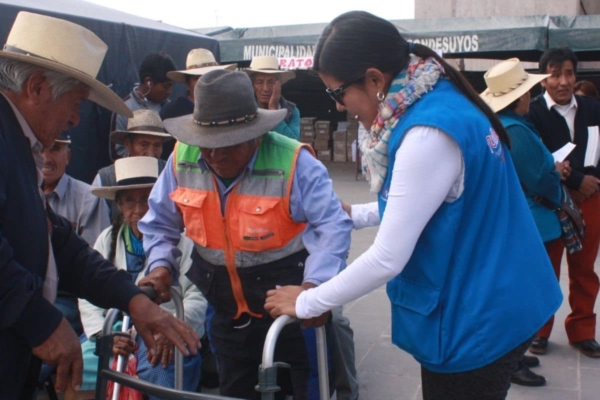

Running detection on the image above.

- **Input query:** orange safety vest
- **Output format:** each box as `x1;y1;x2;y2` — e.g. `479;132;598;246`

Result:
170;132;315;319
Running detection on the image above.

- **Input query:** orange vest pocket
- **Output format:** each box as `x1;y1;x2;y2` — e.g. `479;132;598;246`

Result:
170;187;208;247
237;197;283;252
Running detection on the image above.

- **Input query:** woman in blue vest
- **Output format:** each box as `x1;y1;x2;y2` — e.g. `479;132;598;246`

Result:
266;11;563;399
481;58;571;387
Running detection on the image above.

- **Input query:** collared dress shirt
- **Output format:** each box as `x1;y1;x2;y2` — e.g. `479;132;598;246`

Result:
139;147;353;286
45;173;110;246
544;91;578;141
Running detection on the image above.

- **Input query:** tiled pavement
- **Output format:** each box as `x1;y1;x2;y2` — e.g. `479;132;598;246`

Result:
326;161;600;400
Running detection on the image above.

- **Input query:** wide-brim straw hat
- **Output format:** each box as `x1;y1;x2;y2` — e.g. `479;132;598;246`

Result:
163;69;286;148
167;48;237;83
91;156;158;200
244;55;296;85
480;58;550;113
110;109;173;145
0;12;131;117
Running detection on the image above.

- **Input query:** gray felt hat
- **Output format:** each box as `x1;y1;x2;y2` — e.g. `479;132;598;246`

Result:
163;69;286;148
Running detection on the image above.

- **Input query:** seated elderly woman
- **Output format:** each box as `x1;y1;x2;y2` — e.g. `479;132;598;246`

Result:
78;156;207;398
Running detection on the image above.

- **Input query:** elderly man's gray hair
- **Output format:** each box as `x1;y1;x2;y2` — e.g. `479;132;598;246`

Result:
0;58;84;101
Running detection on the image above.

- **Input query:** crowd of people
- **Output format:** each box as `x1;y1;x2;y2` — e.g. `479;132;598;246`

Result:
1;7;599;400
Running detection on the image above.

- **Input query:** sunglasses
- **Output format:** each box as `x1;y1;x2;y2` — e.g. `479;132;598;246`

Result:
325;76;364;106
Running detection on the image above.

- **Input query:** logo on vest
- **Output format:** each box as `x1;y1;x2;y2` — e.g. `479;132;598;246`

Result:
486;128;504;161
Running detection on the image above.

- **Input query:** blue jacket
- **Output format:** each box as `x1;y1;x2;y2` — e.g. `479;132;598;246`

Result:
499;110;562;243
271;97;300;140
380;79;562;373
0;94;143;396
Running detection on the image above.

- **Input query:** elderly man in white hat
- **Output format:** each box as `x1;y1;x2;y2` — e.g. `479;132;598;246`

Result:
93;109;173;220
245;55;301;140
0;12;200;398
160;48;237;120
138;69;352;399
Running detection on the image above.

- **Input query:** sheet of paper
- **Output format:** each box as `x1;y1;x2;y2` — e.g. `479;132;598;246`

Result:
553;142;576;162
584;126;600;167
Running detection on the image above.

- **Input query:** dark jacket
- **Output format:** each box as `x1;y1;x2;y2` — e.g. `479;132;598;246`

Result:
526;94;600;190
0;94;143;397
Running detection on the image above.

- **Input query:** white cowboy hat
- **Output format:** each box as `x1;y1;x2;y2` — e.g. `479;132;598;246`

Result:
244;56;296;85
110;109;173;145
167;48;237;83
163;69;286;148
0;12;131;117
480;58;550;113
91;156;158;200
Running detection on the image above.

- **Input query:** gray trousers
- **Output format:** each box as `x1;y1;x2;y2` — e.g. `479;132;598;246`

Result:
331;306;359;400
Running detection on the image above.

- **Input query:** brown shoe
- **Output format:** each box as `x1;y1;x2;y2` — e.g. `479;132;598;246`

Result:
571;339;600;358
529;337;548;355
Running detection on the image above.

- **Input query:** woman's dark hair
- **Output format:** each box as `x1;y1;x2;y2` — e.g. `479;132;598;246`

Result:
108;191;125;263
539;48;577;75
574;80;599;99
313;11;510;147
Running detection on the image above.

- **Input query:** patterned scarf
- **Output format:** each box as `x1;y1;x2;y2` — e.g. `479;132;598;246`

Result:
360;55;445;193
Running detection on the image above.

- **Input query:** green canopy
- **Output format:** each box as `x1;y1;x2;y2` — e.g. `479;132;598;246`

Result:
202;15;550;64
549;15;600;61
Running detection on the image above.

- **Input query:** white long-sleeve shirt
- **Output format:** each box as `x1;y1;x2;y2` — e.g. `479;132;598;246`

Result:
296;126;465;318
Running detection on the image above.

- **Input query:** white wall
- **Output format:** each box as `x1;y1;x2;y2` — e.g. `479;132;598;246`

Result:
416;0;582;18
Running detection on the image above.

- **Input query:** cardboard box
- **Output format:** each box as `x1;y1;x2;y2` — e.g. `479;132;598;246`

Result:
332;130;347;141
301;117;317;126
314;138;330;150
333;152;347;162
333;141;346;151
317;149;332;161
315;120;330;129
301;130;315;139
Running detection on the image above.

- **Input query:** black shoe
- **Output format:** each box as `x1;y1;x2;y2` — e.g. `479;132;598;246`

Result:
511;366;546;387
523;355;540;368
571;339;600;358
529;337;548;355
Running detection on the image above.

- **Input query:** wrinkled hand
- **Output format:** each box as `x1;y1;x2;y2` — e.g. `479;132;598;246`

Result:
112;334;135;358
268;81;281;110
555;161;571;181
264;285;303;319
128;294;200;361
578;174;600;198
138;266;173;304
32;317;82;393
149;333;174;369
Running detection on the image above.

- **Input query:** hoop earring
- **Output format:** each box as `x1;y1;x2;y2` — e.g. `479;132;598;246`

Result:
376;91;385;102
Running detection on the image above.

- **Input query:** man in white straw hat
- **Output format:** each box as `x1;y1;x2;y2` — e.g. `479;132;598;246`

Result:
138;68;352;399
482;57;571;387
0;12;200;398
161;48;237;120
526;48;600;359
94;109;172;220
245;55;301;140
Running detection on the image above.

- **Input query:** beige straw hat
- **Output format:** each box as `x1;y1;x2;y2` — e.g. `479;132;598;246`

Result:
91;156;159;200
244;56;296;85
480;58;550;113
0;12;131;117
167;48;237;83
110;110;173;145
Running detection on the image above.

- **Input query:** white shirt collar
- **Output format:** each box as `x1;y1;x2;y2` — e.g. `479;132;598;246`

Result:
543;91;577;112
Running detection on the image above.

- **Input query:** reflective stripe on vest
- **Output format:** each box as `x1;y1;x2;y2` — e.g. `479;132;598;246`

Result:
171;132;314;319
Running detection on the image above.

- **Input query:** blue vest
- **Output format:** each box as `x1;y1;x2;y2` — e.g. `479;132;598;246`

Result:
379;79;562;373
499;111;562;243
